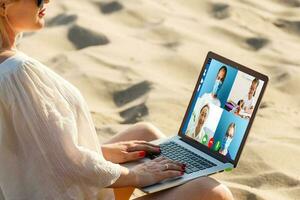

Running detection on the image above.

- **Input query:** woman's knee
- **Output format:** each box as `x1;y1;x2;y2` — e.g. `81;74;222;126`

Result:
135;122;166;141
211;183;233;200
202;177;233;200
188;177;233;200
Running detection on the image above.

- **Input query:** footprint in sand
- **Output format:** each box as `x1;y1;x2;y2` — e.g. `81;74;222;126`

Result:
139;26;181;50
113;81;152;124
274;19;300;37
46;13;78;27
113;81;152;107
259;101;274;109
268;67;291;86
162;41;180;49
275;71;290;82
98;1;124;15
274;0;300;7
120;103;149;124
209;26;269;51
245;37;269;51
67;24;110;50
210;3;231;20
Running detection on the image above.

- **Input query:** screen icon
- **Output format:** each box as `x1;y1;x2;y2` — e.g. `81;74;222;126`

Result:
213;140;221;152
208;138;214;149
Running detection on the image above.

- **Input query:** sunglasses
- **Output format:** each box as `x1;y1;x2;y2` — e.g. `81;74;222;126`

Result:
37;0;44;8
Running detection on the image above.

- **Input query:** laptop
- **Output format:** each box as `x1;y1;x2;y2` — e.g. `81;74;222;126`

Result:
123;51;269;193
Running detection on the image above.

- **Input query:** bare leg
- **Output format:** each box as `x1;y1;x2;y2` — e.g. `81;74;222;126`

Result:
104;122;166;144
106;122;233;200
133;177;233;200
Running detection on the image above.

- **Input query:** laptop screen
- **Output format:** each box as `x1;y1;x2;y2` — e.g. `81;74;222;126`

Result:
181;55;266;163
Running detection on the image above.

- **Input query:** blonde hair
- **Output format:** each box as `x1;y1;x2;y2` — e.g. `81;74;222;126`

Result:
0;0;22;50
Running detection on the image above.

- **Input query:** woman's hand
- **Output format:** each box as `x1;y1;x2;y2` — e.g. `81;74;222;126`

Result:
131;156;186;187
109;157;186;188
101;140;161;164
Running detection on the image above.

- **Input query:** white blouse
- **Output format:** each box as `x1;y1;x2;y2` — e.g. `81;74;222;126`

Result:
0;51;121;200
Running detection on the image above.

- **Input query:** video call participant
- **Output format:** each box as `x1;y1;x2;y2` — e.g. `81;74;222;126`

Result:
231;99;244;117
243;78;259;115
186;104;210;142
219;123;236;156
199;66;227;107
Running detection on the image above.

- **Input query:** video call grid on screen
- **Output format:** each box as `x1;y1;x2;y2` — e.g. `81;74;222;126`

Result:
181;57;265;162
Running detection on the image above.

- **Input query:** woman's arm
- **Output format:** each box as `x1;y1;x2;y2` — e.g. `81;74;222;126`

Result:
109;166;136;187
101;141;161;164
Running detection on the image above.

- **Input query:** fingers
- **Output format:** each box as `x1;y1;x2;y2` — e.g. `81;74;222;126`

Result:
151;157;185;171
158;160;185;181
160;158;182;165
153;156;185;165
139;157;185;185
135;141;160;148
127;143;160;154
161;159;185;170
160;170;183;180
160;163;183;171
121;151;146;163
125;140;160;148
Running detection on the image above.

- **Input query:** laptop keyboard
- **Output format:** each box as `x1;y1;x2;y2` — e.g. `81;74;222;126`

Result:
148;141;217;174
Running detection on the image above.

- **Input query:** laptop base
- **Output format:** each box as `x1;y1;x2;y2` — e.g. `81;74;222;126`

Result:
122;136;234;194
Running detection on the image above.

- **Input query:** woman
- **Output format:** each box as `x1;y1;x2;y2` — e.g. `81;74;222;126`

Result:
186;104;209;142
219;123;236;156
0;0;233;199
243;78;259;115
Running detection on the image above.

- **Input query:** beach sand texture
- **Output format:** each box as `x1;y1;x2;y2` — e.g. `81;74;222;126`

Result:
15;0;300;199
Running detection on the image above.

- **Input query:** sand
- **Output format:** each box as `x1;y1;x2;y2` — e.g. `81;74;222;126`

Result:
17;0;300;199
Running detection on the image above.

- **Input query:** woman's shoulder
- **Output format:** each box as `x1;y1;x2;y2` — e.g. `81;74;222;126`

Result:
0;51;33;76
0;51;58;81
0;51;84;109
